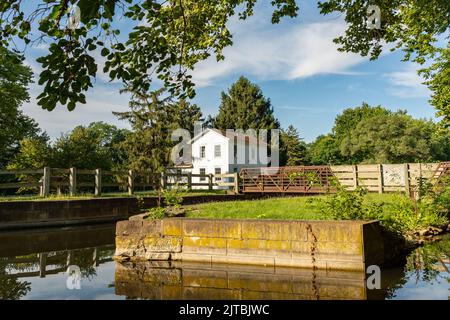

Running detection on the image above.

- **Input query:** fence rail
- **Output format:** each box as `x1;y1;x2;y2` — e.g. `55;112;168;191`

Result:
0;167;239;197
0;163;444;198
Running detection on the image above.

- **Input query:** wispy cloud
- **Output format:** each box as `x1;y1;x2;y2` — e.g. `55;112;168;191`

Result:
384;64;430;98
190;15;367;87
22;85;131;139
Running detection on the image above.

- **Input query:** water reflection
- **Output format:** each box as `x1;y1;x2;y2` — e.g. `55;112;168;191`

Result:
0;224;117;300
115;261;370;300
0;224;448;300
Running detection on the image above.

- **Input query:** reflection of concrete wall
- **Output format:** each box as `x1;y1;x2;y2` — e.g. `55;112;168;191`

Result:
115;261;368;300
115;218;393;272
0;223;115;257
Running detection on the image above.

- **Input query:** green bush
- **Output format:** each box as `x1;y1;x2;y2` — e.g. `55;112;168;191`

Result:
320;186;383;220
321;183;448;236
146;207;166;220
162;183;187;210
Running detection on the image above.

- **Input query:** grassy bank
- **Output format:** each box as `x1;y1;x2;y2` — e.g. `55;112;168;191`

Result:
186;193;399;220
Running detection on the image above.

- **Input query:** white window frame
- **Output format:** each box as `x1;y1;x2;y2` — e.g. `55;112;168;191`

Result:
200;145;206;158
199;168;206;181
215;167;222;181
214;145;221;158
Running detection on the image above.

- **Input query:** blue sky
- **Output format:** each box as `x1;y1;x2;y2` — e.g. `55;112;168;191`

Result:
21;2;437;142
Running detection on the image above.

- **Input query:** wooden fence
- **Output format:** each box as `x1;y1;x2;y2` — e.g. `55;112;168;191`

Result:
0;163;443;197
0;168;239;197
331;163;440;194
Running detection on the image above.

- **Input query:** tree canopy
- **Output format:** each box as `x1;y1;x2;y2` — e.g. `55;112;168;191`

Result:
307;103;450;165
0;48;45;168
0;1;447;125
212;76;280;130
280;125;307;166
319;0;450;126
0;0;298;112
8;122;129;170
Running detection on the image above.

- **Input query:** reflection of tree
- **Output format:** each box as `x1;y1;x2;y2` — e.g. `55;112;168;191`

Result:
404;236;450;300
0;258;31;300
405;236;450;283
380;236;450;300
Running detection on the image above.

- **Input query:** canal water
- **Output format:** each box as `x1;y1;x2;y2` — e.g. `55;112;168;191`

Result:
0;223;448;300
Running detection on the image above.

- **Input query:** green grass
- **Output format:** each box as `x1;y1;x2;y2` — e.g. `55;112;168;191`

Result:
186;193;401;220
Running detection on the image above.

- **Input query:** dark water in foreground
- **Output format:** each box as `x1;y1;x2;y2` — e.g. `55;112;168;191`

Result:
0;224;448;300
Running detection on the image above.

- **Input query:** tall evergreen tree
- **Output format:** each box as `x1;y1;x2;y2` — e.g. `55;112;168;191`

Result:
280;125;307;166
213;76;280;130
115;89;202;172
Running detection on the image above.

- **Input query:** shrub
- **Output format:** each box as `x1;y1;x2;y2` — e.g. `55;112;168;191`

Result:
146;207;166;220
162;183;187;214
320;183;448;236
320;186;383;220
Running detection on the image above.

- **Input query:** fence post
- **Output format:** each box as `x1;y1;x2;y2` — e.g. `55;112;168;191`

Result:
95;169;102;196
42;167;51;197
378;164;383;194
187;172;192;191
352;165;358;190
404;163;410;194
69;167;77;196
160;172;167;190
128;170;135;195
208;174;213;190
233;172;239;194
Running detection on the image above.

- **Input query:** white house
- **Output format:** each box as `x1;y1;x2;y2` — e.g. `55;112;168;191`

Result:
186;128;268;189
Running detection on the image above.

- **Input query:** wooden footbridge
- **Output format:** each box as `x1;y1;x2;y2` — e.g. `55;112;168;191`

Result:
240;166;336;194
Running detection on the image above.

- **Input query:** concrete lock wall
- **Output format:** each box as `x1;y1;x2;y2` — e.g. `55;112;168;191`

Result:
115;218;391;271
0;198;137;230
0;194;274;230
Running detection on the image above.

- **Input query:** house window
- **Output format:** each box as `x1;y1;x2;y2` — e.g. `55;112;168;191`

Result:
215;167;222;181
200;145;206;158
214;145;221;158
199;168;206;181
251;147;256;160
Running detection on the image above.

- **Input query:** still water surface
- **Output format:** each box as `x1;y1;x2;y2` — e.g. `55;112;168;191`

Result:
0;223;448;300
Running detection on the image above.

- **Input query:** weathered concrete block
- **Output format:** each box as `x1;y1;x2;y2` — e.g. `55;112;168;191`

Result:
241;220;291;240
144;236;182;253
142;220;162;236
291;240;363;256
289;221;308;241
163;219;183;236
183;236;227;255
143;252;172;261
115;218;392;271
181;219;241;238
116;220;142;236
307;222;362;243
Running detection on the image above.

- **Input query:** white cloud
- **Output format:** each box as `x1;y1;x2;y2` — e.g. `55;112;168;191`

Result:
22;85;131;139
384;64;430;98
190;16;367;87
